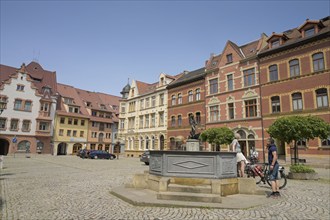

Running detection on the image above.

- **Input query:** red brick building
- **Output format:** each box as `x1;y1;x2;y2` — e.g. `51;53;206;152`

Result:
167;68;206;150
258;16;330;161
204;36;268;156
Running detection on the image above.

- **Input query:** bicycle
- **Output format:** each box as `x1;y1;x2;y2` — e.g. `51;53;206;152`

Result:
245;151;287;189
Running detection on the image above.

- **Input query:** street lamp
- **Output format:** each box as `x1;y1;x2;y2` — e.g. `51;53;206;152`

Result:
0;100;6;115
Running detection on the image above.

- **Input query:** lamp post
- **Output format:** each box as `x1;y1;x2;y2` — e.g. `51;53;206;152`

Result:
0;99;6;115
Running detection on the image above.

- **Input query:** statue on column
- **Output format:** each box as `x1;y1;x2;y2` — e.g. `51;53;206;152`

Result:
189;115;198;139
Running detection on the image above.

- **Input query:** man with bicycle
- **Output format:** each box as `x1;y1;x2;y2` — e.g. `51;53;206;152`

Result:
267;138;281;198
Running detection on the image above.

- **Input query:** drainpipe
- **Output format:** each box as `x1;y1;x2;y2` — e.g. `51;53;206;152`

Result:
257;59;266;163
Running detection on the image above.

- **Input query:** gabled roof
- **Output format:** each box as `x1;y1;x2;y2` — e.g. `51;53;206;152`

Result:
298;18;325;31
266;33;289;42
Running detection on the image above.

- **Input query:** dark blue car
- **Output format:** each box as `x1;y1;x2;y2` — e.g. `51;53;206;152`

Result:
88;150;116;160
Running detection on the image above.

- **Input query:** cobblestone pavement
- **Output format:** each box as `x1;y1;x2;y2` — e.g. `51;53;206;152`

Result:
0;155;329;220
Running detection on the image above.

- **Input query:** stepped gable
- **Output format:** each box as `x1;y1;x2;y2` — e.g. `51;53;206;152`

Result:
56;83;89;117
0;62;57;95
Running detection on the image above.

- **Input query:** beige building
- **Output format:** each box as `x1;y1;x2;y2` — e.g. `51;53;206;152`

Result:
118;73;179;157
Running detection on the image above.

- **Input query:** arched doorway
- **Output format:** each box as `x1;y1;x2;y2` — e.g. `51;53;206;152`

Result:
159;135;165;150
236;129;255;157
0;139;10;155
98;144;103;150
57;142;67;155
73;143;82;154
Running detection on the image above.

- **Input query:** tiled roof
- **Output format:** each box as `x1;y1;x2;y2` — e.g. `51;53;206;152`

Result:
240;39;260;58
135;80;158;96
167;68;205;88
259;16;330;55
58;84;120;122
0;62;57;95
57;83;90;116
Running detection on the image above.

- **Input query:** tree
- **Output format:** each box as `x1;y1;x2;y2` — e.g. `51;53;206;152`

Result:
267;115;330;164
199;127;234;151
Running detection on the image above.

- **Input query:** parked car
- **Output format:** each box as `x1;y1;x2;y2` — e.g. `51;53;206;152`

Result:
88;150;116;160
78;149;95;158
140;151;150;165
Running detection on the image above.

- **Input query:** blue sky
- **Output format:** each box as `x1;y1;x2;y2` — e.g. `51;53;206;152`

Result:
1;0;329;96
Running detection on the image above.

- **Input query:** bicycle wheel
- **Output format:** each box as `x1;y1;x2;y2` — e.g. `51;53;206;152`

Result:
253;173;263;184
266;170;287;189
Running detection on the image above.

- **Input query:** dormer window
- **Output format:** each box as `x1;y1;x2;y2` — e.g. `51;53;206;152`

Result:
271;40;280;48
226;54;233;64
100;104;106;110
64;98;73;104
305;27;315;37
86;102;91;107
160;77;165;85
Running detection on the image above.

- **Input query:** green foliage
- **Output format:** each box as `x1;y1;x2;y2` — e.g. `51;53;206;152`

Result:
290;164;316;173
267;115;330;144
199;127;234;146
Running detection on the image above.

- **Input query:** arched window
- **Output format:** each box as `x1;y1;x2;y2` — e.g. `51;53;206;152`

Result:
289;59;300;77
178;93;182;104
316;88;328;108
269;65;278;82
151;136;155;150
18;140;31;151
170;137;175;149
145;136;149;150
98;133;104;143
195;89;201;101
139;136;144;150
188;90;193;102
312;53;324;72
292;92;303;110
171;95;176;105
171;116;176;127
177;115;182;126
36;141;44;152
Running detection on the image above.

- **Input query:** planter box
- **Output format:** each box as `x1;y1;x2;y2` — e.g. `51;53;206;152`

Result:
288;172;319;180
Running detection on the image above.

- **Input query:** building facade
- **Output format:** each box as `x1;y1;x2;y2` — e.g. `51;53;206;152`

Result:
0;62;57;155
166;68;206;150
53;84;120;155
258;16;330;161
204;36;268;157
118;74;178;157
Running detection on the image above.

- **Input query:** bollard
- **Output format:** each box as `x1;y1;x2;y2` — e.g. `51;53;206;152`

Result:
0;155;3;169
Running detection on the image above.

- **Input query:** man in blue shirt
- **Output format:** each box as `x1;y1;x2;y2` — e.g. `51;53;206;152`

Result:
267;138;280;198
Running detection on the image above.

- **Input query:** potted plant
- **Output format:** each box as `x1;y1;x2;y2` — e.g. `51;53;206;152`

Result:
288;164;318;180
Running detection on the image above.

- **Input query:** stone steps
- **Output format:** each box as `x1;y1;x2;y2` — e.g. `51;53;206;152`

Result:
157;191;222;203
167;183;212;194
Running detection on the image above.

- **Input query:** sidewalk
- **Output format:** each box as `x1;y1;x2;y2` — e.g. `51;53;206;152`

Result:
278;155;330;180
